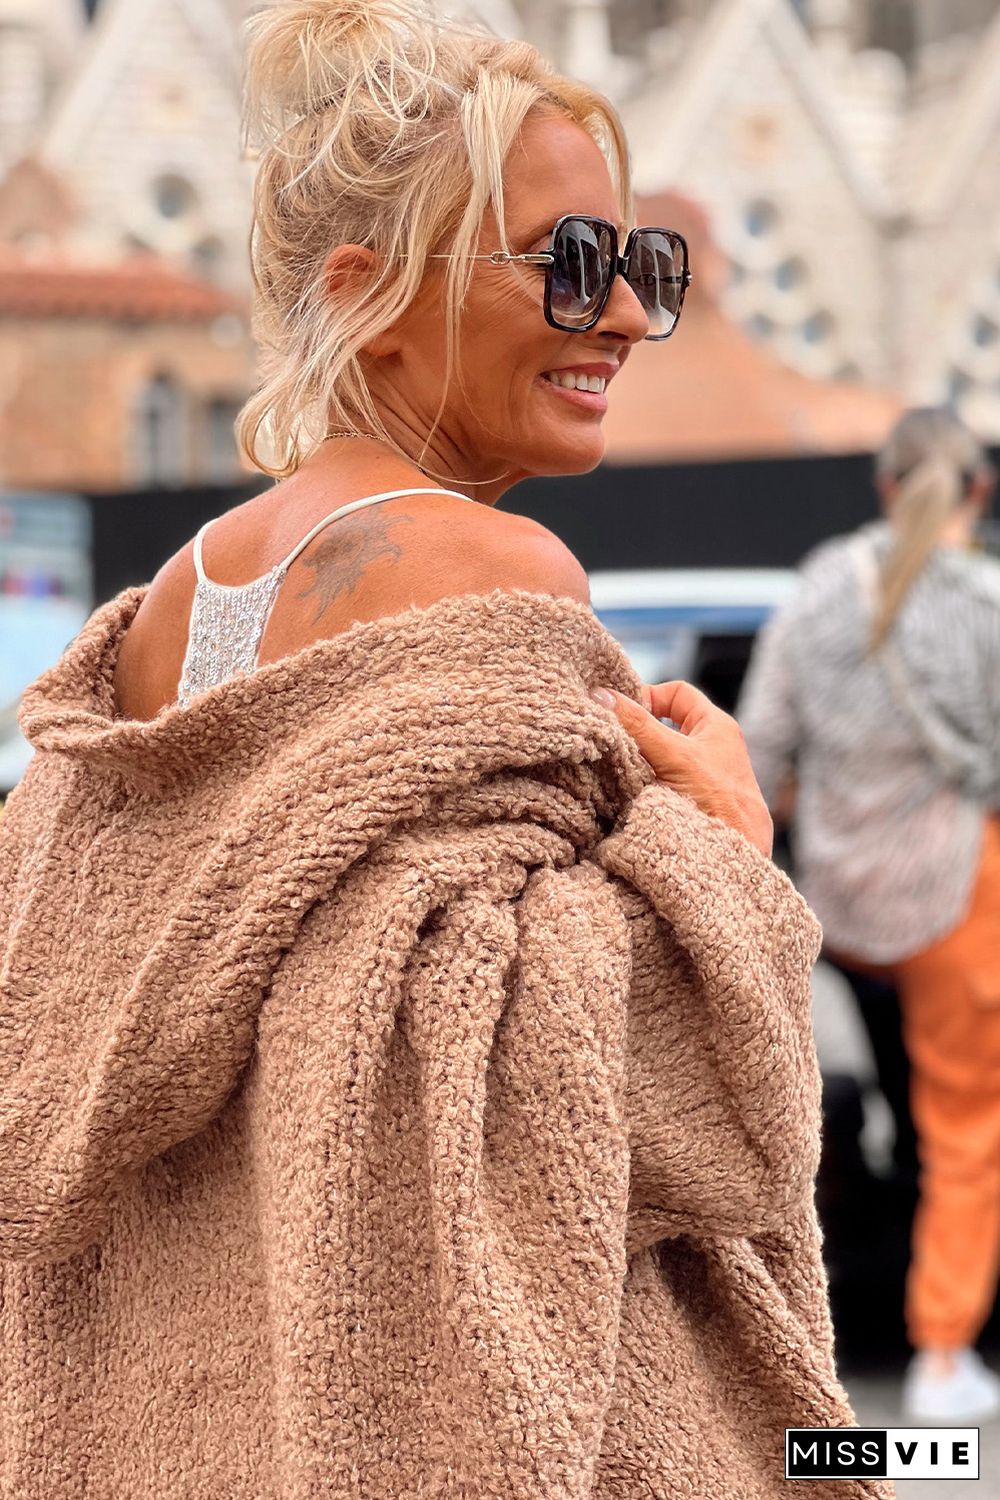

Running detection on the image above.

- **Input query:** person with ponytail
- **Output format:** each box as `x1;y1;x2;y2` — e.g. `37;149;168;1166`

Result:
0;3;888;1497
738;406;1000;1422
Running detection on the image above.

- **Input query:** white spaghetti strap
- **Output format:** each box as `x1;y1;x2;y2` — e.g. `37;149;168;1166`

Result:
180;486;475;705
275;487;474;573
193;488;474;591
192;518;215;585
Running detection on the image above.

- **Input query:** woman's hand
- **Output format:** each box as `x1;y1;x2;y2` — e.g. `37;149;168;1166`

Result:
589;680;774;858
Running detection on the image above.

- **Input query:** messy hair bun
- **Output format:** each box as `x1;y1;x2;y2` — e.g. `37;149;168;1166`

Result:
236;0;631;478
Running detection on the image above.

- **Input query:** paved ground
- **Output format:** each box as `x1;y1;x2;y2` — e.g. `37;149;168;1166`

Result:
840;1362;1000;1495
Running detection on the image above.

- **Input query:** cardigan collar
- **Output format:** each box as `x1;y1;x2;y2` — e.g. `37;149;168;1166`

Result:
18;583;651;799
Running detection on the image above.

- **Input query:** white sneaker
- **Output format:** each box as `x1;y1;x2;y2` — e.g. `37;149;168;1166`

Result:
901;1346;1000;1422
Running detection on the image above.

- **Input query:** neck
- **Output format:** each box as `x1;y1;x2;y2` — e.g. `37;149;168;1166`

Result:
328;386;530;508
936;509;977;549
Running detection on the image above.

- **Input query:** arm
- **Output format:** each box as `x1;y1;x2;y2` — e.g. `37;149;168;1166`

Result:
593;779;824;1249
735;601;803;818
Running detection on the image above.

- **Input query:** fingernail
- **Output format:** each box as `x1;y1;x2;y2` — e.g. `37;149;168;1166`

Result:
589;687;616;708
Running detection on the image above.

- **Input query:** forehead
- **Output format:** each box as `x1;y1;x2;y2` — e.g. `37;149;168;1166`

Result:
500;111;625;237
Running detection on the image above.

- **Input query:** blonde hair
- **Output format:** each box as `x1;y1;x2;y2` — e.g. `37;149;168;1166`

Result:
236;0;632;480
867;407;995;653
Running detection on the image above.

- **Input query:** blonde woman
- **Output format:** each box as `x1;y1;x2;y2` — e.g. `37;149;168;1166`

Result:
739;407;1000;1423
0;4;888;1497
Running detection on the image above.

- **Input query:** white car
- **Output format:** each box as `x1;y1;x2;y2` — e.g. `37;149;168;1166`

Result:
588;566;800;712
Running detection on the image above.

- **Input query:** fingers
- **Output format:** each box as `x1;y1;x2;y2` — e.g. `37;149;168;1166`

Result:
645;680;717;735
587;680;771;853
589;684;692;783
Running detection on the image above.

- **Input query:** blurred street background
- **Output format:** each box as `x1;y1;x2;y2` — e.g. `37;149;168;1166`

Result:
3;0;1000;1485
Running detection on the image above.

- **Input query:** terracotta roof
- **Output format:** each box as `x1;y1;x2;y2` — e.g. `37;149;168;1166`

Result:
601;190;904;462
0;252;244;322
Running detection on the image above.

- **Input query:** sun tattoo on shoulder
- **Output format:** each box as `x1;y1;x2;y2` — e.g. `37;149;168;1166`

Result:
295;511;415;624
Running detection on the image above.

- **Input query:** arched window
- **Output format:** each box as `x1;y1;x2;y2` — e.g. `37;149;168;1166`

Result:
866;1;917;61
205;396;243;483
131;373;186;487
191;235;225;280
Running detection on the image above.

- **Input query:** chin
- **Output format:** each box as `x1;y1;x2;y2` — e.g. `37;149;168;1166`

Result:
519;431;606;478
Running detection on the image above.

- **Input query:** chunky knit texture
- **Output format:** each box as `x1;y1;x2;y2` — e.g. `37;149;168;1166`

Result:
0;584;894;1500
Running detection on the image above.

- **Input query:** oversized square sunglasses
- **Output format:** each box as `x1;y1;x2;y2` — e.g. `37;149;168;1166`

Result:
429;213;691;339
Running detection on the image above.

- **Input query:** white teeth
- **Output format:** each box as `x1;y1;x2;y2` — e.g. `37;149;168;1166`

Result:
542;371;607;393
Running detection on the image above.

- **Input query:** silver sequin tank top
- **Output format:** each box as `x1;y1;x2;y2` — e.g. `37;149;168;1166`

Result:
177;487;475;708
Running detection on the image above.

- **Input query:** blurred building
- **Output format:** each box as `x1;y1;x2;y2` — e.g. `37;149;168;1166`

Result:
534;0;1000;446
0;0;254;490
0;247;250;490
601;187;903;461
0;0;999;487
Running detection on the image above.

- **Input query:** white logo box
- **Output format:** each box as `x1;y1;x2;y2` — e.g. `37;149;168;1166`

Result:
784;1426;979;1480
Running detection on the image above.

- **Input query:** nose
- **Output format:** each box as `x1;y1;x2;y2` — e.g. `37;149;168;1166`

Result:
593;264;650;345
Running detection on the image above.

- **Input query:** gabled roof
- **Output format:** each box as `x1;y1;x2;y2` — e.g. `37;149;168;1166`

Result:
623;0;886;221
907;5;1000;222
40;0;239;170
600;189;902;463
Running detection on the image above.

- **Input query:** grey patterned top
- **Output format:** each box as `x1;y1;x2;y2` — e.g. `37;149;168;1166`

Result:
737;519;1000;963
176;487;476;710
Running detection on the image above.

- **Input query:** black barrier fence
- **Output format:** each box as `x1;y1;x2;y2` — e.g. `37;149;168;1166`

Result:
85;447;1000;602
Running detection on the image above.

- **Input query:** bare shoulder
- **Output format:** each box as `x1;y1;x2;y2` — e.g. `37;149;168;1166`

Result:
470;509;591;607
290;494;590;620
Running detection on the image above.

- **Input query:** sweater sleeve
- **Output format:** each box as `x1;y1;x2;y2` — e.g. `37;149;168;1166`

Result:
592;780;825;1248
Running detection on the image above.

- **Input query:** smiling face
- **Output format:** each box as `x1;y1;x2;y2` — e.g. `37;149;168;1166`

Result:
356;109;652;492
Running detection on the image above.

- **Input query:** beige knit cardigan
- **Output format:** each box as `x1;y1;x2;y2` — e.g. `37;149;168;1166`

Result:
0;583;893;1500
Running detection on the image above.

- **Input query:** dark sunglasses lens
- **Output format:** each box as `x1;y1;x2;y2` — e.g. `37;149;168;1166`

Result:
625;231;686;336
550;219;614;328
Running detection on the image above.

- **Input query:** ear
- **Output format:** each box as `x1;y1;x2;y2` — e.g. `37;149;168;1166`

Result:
968;467;997;513
875;475;895;509
323;243;400;358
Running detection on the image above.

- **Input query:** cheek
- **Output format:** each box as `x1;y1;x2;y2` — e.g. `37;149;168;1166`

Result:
456;286;548;410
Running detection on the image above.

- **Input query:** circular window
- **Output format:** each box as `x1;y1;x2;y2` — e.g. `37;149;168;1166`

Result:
152;174;197;221
744;199;779;238
773;256;807;291
746;312;775;340
973;314;998;348
802;310;834;344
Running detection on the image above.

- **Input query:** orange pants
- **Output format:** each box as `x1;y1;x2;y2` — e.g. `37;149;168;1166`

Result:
829;813;1000;1351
